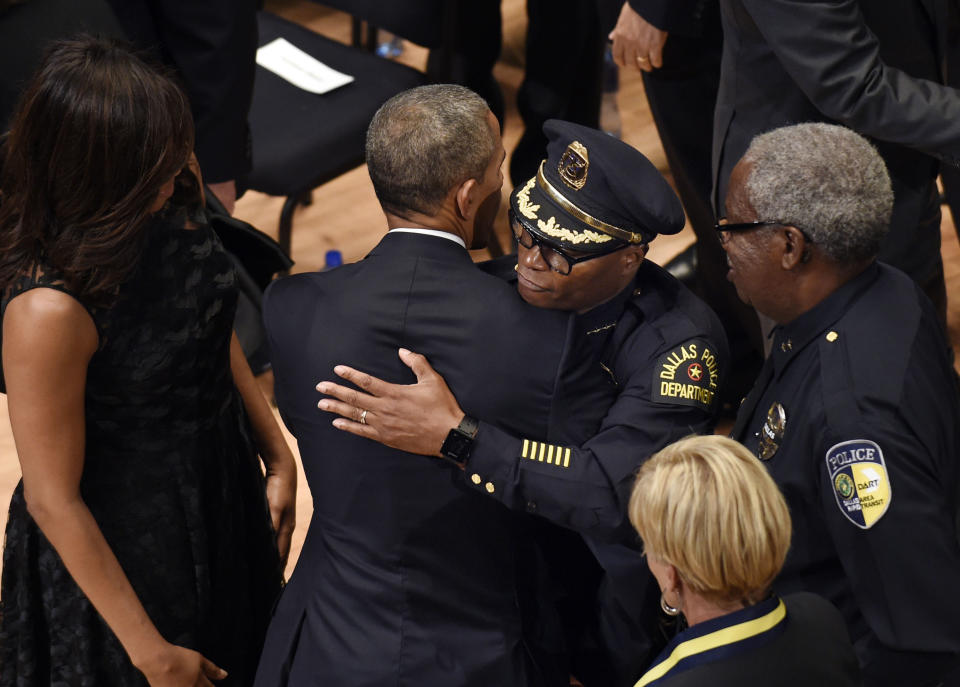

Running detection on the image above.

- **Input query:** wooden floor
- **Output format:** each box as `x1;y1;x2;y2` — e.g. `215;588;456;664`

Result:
0;0;958;580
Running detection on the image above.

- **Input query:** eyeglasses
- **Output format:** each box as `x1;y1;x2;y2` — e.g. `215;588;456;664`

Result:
509;209;622;275
714;218;815;244
713;219;782;233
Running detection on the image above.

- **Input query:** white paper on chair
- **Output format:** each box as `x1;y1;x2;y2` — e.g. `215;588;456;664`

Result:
256;37;354;95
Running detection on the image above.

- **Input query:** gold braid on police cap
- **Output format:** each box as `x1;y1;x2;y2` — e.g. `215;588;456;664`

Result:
536;162;647;244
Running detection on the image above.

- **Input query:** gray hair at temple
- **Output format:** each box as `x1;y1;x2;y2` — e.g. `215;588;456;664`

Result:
741;123;893;264
366;84;496;219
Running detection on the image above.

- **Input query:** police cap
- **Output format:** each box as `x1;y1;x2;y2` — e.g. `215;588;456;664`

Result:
509;119;684;253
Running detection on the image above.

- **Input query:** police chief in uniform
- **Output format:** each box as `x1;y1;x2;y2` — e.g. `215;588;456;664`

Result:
318;120;730;686
721;123;960;687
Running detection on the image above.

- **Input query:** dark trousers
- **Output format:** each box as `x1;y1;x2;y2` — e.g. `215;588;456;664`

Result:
641;6;762;403
427;0;606;187
510;0;606;185
426;0;505;125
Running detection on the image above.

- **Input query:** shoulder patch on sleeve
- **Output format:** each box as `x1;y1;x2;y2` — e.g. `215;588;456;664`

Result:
650;338;721;410
825;440;892;529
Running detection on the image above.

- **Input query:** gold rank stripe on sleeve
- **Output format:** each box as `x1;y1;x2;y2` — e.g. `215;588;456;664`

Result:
521;439;571;468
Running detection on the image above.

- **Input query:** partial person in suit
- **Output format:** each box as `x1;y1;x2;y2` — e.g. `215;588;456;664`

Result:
723;123;960;686
426;0;504;126
940;0;960;243
628;435;861;687
608;0;762;407
715;0;960;330
509;0;607;185
254;85;591;687
316;121;730;686
0;0;123;127
427;0;608;187
106;0;258;213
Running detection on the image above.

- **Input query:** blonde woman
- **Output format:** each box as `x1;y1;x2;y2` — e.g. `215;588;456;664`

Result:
629;435;860;686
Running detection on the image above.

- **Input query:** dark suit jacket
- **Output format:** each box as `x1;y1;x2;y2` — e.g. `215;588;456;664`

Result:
595;0;706;35
714;0;960;285
624;0;705;35
255;232;581;687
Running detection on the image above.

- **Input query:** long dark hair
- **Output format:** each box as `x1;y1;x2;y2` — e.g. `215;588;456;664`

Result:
0;36;195;305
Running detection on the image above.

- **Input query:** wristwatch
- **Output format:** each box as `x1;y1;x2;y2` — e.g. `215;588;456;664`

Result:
440;415;480;468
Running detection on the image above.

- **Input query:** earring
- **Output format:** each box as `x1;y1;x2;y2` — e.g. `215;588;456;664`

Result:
660;592;681;617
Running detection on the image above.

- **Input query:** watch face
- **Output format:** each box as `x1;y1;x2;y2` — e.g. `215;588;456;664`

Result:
441;417;478;465
442;428;474;464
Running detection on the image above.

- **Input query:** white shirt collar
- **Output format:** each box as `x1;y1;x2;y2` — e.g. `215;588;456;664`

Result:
388;228;466;249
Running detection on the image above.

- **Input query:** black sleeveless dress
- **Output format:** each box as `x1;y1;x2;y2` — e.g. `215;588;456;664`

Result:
0;215;283;686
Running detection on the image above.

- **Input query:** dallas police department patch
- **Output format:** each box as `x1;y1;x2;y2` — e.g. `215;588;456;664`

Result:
651;339;720;410
825;440;892;529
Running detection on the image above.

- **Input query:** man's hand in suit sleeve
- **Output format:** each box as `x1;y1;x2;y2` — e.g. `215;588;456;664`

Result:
316;349;464;457
610;2;668;73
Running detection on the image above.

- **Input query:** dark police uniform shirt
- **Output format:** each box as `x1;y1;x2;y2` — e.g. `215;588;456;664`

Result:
731;262;960;687
467;259;728;536
631;594;861;687
469;258;730;685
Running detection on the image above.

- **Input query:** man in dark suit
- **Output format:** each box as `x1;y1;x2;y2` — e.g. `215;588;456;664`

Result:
254;85;590;687
714;0;960;328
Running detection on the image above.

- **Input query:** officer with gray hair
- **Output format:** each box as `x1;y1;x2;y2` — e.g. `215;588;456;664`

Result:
722;122;960;687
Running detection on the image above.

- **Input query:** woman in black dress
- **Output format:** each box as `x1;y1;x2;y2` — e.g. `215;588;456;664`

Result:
627;435;860;687
0;38;296;686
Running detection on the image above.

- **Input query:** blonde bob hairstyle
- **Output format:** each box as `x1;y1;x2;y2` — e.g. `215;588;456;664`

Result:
629;435;791;606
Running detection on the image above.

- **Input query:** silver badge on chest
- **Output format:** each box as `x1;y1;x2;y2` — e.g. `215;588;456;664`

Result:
757;402;787;461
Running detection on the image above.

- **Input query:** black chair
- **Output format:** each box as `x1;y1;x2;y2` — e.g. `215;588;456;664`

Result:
245;3;456;257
